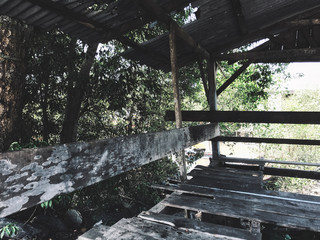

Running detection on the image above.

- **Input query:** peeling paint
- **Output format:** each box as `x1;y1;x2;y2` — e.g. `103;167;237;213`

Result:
0;159;17;176
0;124;219;218
90;150;108;174
33;155;42;161
5;172;28;183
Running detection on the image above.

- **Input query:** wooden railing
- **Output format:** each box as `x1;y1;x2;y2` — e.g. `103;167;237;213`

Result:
165;110;320;176
0;123;219;218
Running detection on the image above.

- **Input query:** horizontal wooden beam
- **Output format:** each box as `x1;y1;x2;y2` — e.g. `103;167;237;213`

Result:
165;111;320;124
214;136;320;145
225;164;320;180
135;0;211;60
0;124;219;217
284;18;320;27
219;156;320;167
216;48;320;63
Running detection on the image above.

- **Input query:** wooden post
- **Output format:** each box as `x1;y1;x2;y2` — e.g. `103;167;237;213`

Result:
169;22;187;181
207;60;221;166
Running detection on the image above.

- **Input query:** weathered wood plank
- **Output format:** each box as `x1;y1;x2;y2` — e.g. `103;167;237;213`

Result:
195;165;263;177
152;183;320;205
154;184;320;215
107;217;228;240
188;169;263;190
162;193;320;232
214;136;320;145
165;110;320;124
0;124;219;217
139;211;260;240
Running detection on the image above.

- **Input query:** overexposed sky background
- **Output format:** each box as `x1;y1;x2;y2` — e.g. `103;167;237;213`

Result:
285;63;320;90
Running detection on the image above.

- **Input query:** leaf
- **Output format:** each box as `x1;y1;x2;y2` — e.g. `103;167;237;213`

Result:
0;230;4;239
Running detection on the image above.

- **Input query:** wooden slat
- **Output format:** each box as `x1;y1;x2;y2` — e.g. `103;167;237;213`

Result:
139;211;260;240
162;193;320;232
214;136;320;145
219;156;320;167
165;110;320;124
0;123;219;218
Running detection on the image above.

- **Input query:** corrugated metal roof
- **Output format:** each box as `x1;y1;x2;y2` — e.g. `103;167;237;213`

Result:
1;0;320;71
0;0;192;44
122;0;320;71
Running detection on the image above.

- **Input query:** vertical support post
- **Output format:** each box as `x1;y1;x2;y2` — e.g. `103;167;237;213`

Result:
169;22;187;181
207;60;221;166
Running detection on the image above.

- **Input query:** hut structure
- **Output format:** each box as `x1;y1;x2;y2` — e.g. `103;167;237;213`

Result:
1;0;320;239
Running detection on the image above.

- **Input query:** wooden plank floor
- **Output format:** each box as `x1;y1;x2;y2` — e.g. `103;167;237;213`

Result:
78;165;320;239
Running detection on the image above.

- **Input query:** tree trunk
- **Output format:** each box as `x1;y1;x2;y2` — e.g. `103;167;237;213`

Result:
60;43;98;143
0;16;32;151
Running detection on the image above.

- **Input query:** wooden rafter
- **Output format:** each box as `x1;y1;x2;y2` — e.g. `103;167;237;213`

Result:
216;61;251;96
300;28;318;47
230;0;248;35
216;48;320;62
135;0;211;60
210;6;320;54
118;36;169;65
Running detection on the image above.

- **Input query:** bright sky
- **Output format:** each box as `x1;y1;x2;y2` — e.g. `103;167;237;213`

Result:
285;63;320;90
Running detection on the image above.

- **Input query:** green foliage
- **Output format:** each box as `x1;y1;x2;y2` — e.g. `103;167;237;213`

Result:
40;200;53;209
8;139;48;151
0;223;19;239
252;90;320;193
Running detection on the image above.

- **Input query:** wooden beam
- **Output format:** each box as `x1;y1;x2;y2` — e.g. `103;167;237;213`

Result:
165;111;320;124
230;0;248;35
225;163;320;180
216;48;320;63
219;156;320;167
197;60;209;103
0;124;219;217
135;0;211;60
210;6;320;55
214;136;320;145
216;61;251;96
283;18;320;27
169;22;187;181
207;60;221;162
263;167;320;180
300;28;318;48
117;36;169;66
